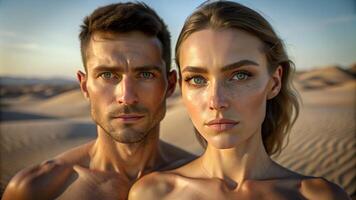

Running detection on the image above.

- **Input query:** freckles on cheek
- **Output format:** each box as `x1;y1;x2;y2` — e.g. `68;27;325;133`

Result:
239;83;268;119
183;88;207;122
248;92;266;109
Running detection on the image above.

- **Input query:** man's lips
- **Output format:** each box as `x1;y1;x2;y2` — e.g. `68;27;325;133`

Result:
112;114;144;122
205;118;239;132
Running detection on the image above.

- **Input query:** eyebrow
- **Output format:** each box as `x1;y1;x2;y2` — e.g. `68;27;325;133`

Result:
181;59;259;74
181;66;208;74
221;60;259;72
133;65;163;73
92;65;163;73
92;65;123;74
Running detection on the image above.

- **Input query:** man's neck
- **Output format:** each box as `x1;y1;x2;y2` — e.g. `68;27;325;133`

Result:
89;125;164;180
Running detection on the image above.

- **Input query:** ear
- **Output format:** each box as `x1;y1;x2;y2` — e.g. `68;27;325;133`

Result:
166;70;177;98
178;72;182;89
77;70;90;100
267;66;283;100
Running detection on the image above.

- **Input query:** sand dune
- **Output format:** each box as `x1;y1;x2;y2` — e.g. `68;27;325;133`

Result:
0;66;355;197
161;98;203;155
274;102;355;195
300;81;356;108
296;66;354;90
2;89;90;119
38;89;85;106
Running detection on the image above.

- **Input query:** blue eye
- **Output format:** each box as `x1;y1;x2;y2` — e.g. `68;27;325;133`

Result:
185;76;207;86
231;72;250;81
100;72;114;79
192;77;205;84
140;72;154;79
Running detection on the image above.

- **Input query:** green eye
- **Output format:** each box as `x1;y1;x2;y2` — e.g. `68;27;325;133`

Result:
101;72;114;79
232;72;249;80
140;72;154;79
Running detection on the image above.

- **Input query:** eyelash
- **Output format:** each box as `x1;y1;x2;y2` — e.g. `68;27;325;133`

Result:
230;70;252;81
98;71;155;81
138;72;155;79
183;70;253;87
184;75;207;86
99;72;117;80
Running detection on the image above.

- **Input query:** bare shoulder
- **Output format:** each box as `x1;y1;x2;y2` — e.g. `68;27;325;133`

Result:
129;172;176;200
2;142;93;200
129;158;202;200
300;177;350;200
2;159;74;200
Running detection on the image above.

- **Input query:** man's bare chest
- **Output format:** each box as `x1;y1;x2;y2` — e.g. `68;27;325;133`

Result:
57;167;131;200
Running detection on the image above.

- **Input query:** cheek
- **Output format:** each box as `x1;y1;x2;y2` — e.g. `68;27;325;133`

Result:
182;87;208;124
87;79;115;104
139;81;167;109
232;81;268;122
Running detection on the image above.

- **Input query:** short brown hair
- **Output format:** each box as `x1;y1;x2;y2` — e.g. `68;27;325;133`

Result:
176;1;300;156
79;2;171;72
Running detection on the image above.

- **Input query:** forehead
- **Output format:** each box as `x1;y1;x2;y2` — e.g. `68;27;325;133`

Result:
86;31;164;71
179;28;266;69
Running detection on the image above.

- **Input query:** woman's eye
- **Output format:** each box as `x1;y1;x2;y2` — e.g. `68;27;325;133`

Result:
185;76;207;86
140;72;154;79
231;72;250;81
100;72;115;79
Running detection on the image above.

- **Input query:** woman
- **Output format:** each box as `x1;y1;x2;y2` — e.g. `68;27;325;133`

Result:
129;1;350;199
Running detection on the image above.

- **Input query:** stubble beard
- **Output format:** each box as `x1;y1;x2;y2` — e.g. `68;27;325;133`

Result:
91;102;167;144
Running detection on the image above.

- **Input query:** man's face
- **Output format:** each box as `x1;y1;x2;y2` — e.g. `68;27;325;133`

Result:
78;31;175;143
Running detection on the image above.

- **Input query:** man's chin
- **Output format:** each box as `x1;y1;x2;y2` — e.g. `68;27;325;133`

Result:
114;137;146;144
108;130;148;144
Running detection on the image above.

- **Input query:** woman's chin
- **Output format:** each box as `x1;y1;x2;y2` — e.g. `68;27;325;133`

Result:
207;134;241;149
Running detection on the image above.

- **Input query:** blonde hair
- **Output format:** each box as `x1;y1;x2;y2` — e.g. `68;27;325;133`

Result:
175;1;300;155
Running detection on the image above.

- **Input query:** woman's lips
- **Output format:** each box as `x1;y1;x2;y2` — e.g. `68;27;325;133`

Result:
205;118;239;132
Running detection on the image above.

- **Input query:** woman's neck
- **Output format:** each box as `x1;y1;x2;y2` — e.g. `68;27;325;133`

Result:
200;131;274;189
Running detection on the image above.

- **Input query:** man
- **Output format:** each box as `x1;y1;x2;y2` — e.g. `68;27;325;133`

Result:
2;2;193;200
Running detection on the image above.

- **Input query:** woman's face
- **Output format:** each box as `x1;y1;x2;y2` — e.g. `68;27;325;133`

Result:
179;28;281;149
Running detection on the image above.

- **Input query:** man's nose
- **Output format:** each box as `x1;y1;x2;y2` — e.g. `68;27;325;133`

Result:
116;76;139;105
208;81;229;111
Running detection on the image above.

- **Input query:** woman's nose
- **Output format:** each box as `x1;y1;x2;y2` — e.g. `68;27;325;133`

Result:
208;81;229;111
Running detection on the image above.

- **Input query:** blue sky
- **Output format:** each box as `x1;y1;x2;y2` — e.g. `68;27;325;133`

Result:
0;0;355;78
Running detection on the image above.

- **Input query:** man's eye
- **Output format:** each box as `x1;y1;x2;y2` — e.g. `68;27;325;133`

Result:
100;72;115;79
140;72;154;79
231;72;250;81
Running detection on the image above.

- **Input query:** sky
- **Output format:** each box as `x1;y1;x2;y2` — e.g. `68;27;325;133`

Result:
0;0;355;78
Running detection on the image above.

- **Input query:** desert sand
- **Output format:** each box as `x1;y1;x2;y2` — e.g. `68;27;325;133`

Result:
0;66;355;198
